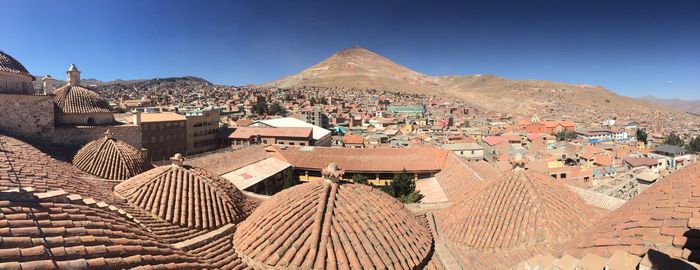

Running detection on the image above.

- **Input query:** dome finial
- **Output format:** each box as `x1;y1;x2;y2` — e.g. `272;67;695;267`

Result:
170;153;184;167
104;129;113;139
321;163;344;183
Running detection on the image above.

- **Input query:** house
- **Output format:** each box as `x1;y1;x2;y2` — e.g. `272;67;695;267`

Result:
651;144;692;169
623;157;662;173
576;129;629;143
342;134;365;148
440;142;484;161
252;117;332;146
229;126;313;146
525;120;575;135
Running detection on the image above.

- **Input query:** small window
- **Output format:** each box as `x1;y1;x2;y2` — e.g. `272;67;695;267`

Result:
560;173;566;179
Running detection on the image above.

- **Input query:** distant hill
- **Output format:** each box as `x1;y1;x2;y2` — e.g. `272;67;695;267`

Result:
640;96;700;114
262;46;685;118
35;76;211;89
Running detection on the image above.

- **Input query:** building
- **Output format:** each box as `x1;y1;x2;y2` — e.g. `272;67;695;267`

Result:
342;134;365;148
651;144;692;169
229;126;313;146
0;51;141;148
525;120;576;134
132;112;187;161
299;105;329;128
184;107;221;155
440;142;484;161
387;105;425;117
72;131;149;180
576;129;629;143
273;145;447;185
252;117;332;146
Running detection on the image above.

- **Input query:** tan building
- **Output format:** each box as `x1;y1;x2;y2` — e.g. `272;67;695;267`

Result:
184;107;220;155
229;126;313;146
132;112;187;161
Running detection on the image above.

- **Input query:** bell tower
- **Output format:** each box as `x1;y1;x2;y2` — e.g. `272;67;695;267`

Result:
66;64;81;85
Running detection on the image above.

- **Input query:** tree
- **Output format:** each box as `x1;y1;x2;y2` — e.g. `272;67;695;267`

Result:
382;169;423;203
319;96;328;105
687;136;700;153
556;131;577;141
309;97;317;106
663;132;684;146
252;96;268;115
636;129;648;145
351;174;368;185
269;102;288;116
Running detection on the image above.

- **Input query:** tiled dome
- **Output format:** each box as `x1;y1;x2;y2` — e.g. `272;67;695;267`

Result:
73;132;148;180
53;85;112;114
564;162;700;260
233;180;433;270
0;50;33;78
0;188;209;269
114;155;255;230
439;170;597;249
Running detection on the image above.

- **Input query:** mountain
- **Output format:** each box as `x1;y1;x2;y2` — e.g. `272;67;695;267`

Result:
263;46;685;118
264;46;438;93
640;96;700;114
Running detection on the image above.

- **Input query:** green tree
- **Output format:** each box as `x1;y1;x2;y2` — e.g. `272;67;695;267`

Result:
309;97;317;106
351;174;368;185
382;169;423;203
252;96;268;115
319;96;328;105
663;132;684;146
686;136;700;153
556;131;577;141
636;129;648;145
269;102;288;116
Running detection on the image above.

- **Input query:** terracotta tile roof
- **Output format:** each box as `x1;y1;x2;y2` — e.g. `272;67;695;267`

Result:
274;145;448;172
623;157;658;167
229;126;312;139
233;180;433;269
114;161;257;230
0;50;32;78
186;145;273;175
563;162;700;261
72;133;149;180
438;170;598;249
0;188;209;269
434;153;483;201
53;85;112;114
175;225;250;270
342;134;364;144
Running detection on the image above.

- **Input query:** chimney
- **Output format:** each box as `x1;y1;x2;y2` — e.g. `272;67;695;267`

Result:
132;111;142;125
42;75;55;95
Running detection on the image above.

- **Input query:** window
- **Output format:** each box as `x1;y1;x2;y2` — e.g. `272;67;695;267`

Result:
151;136;157;143
87;117;95;125
289;142;295;146
560;173;566;179
300;143;306;146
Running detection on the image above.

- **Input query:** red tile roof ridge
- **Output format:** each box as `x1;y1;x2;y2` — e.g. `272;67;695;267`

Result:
72;135;149;180
233;180;434;269
438;170;598;250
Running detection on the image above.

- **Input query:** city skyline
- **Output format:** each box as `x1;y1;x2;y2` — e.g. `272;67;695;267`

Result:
3;0;699;99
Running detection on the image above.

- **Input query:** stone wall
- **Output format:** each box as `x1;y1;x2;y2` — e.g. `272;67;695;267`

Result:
56;112;115;125
53;124;142;149
0;73;34;95
0;93;54;140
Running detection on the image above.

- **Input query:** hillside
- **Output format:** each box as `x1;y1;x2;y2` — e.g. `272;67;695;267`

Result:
640;96;700;114
264;46;439;93
263;46;684;119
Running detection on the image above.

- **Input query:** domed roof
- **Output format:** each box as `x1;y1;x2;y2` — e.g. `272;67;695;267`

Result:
439;170;597;249
0;50;33;79
114;155;255;230
72;131;148;180
233;180;433;270
563;162;700;260
53;84;112;114
0;187;209;269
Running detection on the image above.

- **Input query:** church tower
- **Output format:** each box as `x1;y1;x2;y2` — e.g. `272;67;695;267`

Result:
66;64;81;85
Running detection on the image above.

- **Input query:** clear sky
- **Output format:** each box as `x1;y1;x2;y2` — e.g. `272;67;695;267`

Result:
3;0;699;99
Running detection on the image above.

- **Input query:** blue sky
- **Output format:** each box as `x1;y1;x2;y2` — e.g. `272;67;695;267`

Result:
2;0;699;99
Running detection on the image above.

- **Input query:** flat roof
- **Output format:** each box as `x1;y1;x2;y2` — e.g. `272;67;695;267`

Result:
134;112;186;123
221;157;291;190
229;127;312;140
